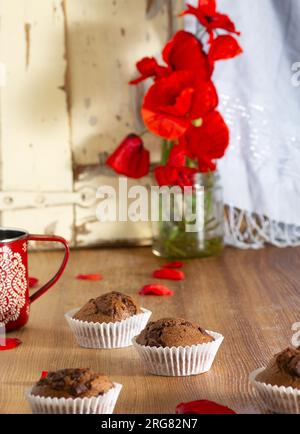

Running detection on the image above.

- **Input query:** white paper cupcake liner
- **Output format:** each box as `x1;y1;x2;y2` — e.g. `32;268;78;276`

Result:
132;330;223;377
26;382;122;414
65;308;152;349
249;368;300;414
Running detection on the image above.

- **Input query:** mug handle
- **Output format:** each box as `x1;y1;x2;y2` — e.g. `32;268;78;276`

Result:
28;234;70;303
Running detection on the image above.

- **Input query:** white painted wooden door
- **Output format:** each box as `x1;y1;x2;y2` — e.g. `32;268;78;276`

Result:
0;0;181;248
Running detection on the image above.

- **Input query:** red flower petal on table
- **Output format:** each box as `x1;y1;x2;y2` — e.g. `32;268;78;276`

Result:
142;71;218;140
181;111;229;173
41;371;49;379
106;134;150;179
153;268;185;281
76;273;103;281
163;261;183;269
208;35;243;61
29;276;39;288
129;57;171;85
0;338;22;351
176;400;236;415
139;284;174;296
162;31;213;80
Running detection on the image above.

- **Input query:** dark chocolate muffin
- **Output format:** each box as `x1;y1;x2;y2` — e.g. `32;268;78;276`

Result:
256;347;300;389
73;291;141;324
136;318;214;348
31;368;114;399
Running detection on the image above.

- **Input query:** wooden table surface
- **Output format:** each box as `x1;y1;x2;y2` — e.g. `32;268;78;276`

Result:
1;246;299;414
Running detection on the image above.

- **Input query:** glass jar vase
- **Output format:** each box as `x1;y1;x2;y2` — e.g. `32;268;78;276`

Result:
152;172;224;259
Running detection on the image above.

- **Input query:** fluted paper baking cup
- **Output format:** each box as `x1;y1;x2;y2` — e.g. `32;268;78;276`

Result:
26;382;122;414
65;308;152;349
132;330;223;376
249;368;300;414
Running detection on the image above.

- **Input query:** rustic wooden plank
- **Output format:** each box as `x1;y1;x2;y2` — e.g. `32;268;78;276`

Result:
0;246;299;413
75;173;152;247
65;0;181;165
0;0;74;240
64;0;182;245
0;0;72;191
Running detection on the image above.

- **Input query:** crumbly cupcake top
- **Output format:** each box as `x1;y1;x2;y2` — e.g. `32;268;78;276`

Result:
73;291;141;324
256;347;300;389
31;368;114;399
136;318;214;348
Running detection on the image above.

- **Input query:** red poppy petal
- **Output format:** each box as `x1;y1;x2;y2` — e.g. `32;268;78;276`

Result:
210;13;240;35
142;71;196;139
176;400;236;414
106;134;150;178
209;35;243;61
163;261;183;269
129;76;148;85
41;371;49;379
190;79;218;119
76;273;103;281
153;268;185;281
184;111;229;170
29;277;39;288
180;5;208;28
162;30;213;80
198;0;217;15
142;107;190;140
168;145;187;168
129;57;170;85
139;284;174;296
142;70;218;140
0;338;22;351
154;165;197;188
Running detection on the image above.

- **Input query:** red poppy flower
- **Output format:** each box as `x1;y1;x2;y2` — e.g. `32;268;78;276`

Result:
139;284;174;296
154;143;197;188
153;268;185;281
176;400;236;414
142;71;218;140
154;165;197;188
181;0;240;43
162;31;213;80
208;35;243;61
181;111;229;172
106;134;150;178
129;57;171;85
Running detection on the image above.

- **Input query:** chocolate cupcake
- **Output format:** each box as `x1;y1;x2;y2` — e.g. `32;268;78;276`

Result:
26;368;122;414
73;292;141;324
250;347;300;414
256;347;300;389
65;291;152;349
133;318;223;377
136;318;214;347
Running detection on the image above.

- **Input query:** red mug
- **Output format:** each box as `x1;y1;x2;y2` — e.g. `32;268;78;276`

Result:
0;227;69;331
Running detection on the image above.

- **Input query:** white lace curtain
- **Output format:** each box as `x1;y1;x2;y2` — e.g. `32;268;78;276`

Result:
185;0;300;248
